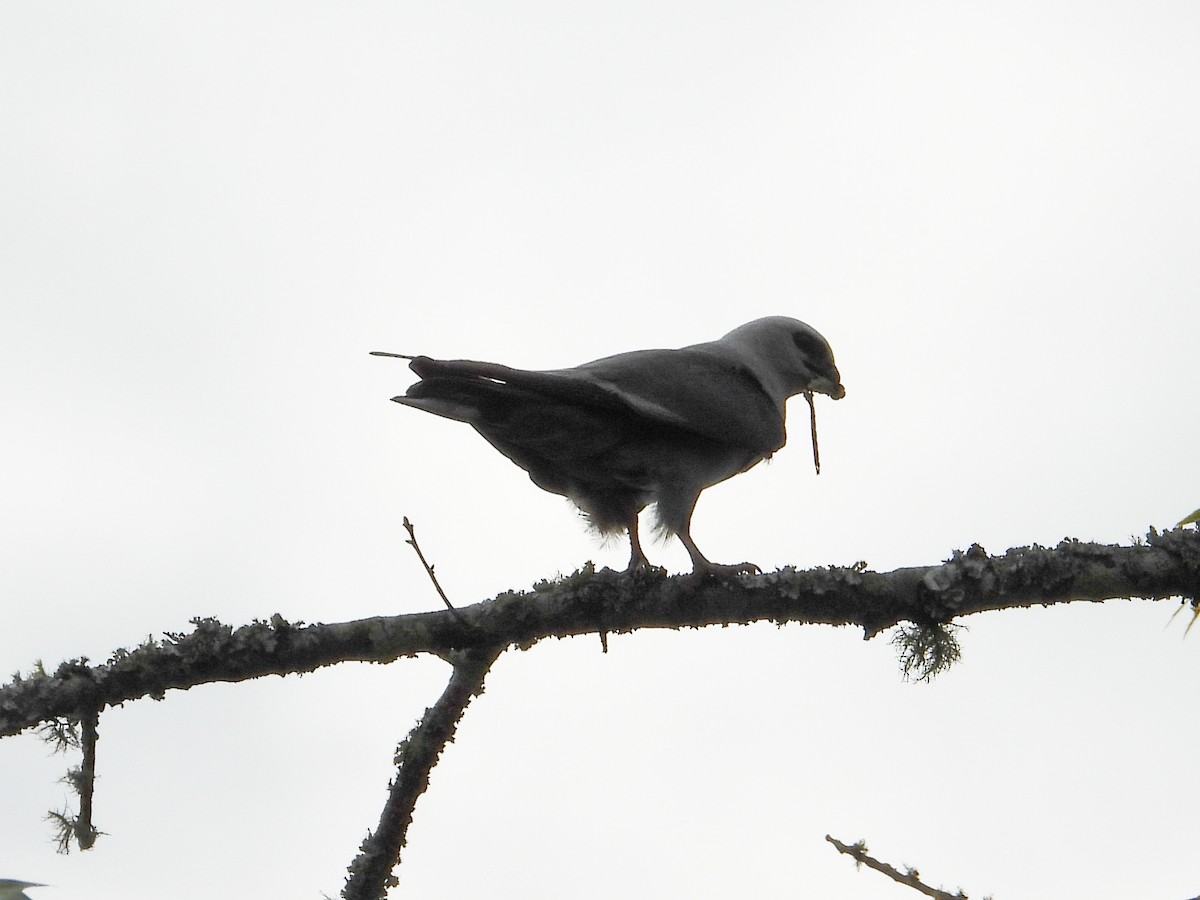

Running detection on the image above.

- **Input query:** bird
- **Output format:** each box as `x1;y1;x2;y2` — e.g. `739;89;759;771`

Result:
0;881;46;900
373;316;844;576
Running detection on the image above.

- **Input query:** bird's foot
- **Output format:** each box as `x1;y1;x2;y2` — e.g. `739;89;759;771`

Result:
622;556;651;575
621;557;668;577
689;560;762;579
622;535;658;574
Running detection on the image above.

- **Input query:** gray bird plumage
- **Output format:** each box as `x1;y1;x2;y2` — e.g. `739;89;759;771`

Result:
375;316;844;575
0;881;46;900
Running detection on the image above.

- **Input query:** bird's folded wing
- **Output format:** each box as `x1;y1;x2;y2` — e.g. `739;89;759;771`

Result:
565;346;784;452
405;347;784;452
406;356;629;411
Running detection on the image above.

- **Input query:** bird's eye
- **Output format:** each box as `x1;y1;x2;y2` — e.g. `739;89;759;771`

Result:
792;329;830;364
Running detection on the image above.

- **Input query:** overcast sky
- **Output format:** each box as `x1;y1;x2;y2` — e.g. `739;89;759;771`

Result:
3;2;1200;899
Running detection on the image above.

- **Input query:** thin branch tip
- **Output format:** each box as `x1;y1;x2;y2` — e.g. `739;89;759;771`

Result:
827;833;976;899
401;516;465;621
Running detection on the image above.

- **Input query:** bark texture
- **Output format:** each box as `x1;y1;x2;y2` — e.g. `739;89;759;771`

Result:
4;528;1196;737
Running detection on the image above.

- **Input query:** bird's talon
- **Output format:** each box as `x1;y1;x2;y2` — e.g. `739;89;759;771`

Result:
692;561;762;579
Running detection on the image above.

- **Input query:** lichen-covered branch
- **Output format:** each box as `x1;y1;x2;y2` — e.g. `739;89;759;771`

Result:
41;709;101;852
825;834;979;899
343;645;502;900
2;528;1197;738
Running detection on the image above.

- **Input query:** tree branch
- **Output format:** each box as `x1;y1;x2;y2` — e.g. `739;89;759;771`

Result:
3;528;1198;891
825;834;977;899
343;645;503;899
3;528;1197;738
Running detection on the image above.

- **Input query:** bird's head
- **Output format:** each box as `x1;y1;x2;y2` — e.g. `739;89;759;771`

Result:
719;316;844;408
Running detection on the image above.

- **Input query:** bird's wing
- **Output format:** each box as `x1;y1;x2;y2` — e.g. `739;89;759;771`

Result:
401;346;784;453
567;346;785;452
405;356;628;413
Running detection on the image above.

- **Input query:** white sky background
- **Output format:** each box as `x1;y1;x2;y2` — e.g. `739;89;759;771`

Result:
2;2;1199;898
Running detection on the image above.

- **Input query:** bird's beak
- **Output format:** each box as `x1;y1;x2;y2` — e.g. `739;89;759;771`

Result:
810;377;846;401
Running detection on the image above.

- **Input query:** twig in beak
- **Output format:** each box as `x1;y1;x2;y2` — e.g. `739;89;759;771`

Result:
804;391;821;475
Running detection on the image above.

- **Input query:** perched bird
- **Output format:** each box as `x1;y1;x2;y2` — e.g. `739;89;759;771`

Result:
0;881;46;900
374;316;844;576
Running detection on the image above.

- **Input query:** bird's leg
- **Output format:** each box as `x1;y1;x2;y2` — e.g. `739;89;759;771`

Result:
677;530;761;578
623;516;651;573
